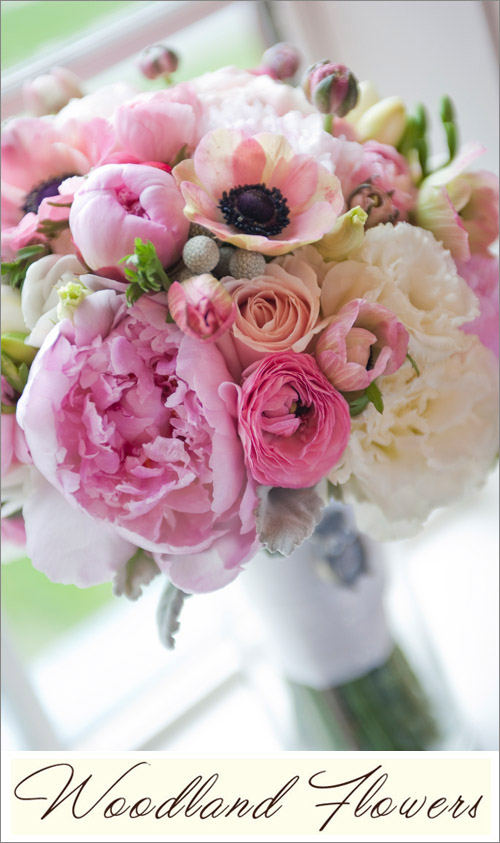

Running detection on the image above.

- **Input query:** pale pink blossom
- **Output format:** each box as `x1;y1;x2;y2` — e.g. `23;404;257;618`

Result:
23;67;83;117
69;163;189;272
233;351;350;488
167;274;236;342
316;298;409;391
173;128;343;256
457;254;499;358
17;292;258;591
114;84;203;165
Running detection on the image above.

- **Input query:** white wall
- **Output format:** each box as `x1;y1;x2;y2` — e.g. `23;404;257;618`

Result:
273;0;499;173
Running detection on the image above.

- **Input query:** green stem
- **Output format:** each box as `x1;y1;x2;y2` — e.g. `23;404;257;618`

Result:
323;113;334;134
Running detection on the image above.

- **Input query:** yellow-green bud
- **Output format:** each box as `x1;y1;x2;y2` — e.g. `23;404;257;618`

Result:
0;332;37;366
356;96;407;146
315;207;368;261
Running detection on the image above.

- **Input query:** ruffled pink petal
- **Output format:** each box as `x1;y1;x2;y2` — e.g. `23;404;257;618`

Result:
23;473;136;587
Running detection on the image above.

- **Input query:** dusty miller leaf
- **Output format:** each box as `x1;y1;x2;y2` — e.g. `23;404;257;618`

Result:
256;484;326;557
157;581;190;650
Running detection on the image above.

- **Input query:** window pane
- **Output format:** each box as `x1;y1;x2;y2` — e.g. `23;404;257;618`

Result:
1;0;142;70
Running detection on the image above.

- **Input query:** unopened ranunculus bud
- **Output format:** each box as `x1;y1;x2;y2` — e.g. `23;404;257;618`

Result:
22;67;83;116
136;44;179;80
302;60;359;117
347;182;399;228
260;42;301;80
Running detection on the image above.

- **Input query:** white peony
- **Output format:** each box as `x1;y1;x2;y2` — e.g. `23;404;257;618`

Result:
330;339;499;539
321;223;480;363
21;253;87;347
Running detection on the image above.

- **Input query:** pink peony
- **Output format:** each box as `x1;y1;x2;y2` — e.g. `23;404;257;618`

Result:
69;163;189;272
342;140;417;223
223;254;326;370
316;298;409;391
17;292;258;592
233;351;350;488
457;254;499;358
115;84;203;165
172;128;343;256
167;274;236;342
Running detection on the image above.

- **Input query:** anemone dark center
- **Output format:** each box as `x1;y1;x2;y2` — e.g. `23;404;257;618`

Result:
22;173;77;215
218;183;290;237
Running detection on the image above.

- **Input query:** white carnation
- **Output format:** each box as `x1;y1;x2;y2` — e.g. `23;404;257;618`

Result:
21;253;86;347
330;340;499;539
322;223;480;363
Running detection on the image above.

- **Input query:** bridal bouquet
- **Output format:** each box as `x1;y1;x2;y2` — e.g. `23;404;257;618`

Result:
2;45;498;649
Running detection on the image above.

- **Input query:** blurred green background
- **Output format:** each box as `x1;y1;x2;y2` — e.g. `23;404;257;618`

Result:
1;1;138;70
1;0;264;660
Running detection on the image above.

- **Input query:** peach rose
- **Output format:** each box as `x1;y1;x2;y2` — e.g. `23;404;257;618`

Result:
223;255;327;370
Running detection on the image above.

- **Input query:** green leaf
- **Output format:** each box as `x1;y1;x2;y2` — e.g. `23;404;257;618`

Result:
1;402;17;415
414;102;427;134
119;239;172;306
1;352;26;394
170;144;189;167
37;217;70;239
348;393;370;417
406;351;420;376
443;121;457;163
440;95;454;124
416;136;428;178
365;380;384;414
1;243;50;289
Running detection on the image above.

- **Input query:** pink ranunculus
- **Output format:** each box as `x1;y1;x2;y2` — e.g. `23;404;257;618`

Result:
17;291;258;592
316;298;409;391
69;163;189;272
234;351;350;488
457;254;499;358
343;140;417;222
167;274;236;342
223;254;327;371
172;128;344;256
115;84;203;166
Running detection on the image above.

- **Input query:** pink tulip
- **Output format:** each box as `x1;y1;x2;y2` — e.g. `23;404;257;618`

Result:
167;274;236;342
316;299;409;391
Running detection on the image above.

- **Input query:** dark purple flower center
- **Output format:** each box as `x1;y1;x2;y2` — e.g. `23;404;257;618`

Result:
22;173;77;215
218;183;290;237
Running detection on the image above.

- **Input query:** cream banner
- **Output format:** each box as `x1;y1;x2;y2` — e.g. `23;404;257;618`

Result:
8;755;492;838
